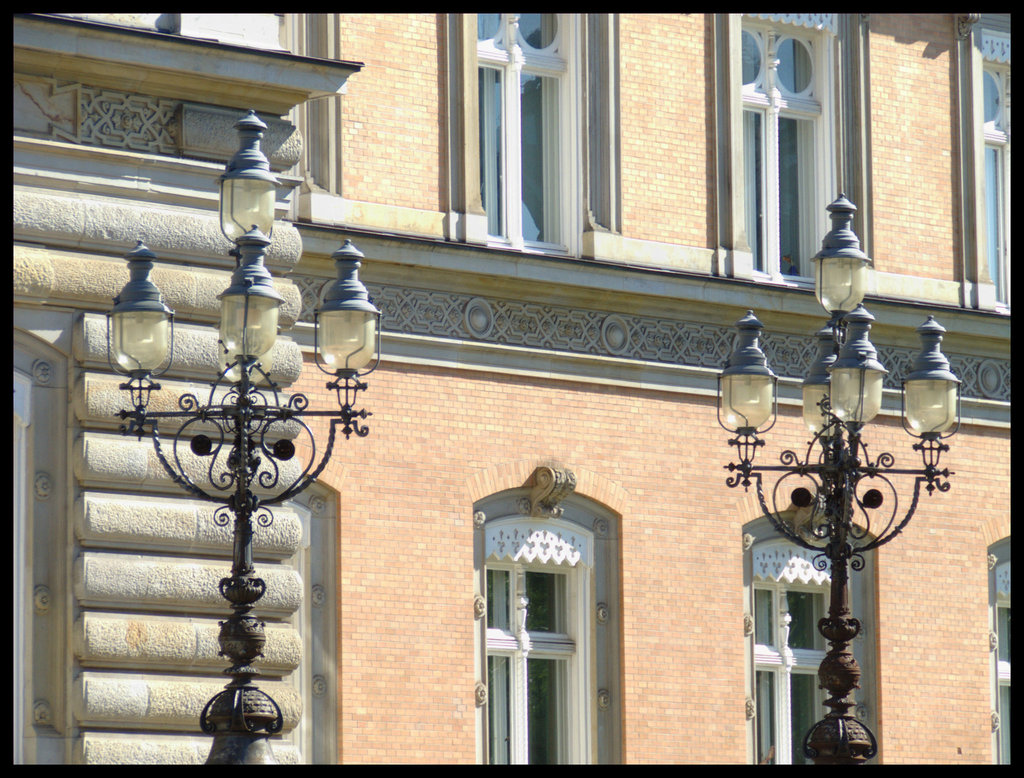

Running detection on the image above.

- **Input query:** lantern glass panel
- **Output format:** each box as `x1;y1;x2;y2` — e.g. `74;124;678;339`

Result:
219;177;275;243
112;310;170;372
219;293;279;360
721;373;773;431
319;309;377;372
801;383;830;434
829;367;883;424
816;255;869;313
905;378;957;435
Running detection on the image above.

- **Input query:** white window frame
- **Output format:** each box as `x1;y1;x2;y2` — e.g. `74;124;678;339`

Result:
483;516;593;764
982;65;1010;307
752;577;828;764
741;17;836;285
992;555;1010;764
476;13;579;255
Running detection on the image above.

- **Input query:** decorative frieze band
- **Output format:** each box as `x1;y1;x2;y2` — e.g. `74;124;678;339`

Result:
14;75;301;167
295;278;1010;403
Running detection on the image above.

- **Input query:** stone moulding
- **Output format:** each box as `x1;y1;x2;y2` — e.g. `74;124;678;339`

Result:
73;612;300;674
75;491;302;557
73;551;303;616
73;673;301;732
13;189;303;272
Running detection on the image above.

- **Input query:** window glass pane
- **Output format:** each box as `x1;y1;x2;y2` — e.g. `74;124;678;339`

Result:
525;571;565;633
743;110;764;272
985;146;1004;300
520;73;559;244
488;655;511;764
755;670;777;763
518;13;557;50
478;13;501;41
791;673;820;765
779;116;811;277
479;67;504;238
983;70;1000;125
999;684;1011;764
487;569;511;631
742;31;761;85
786;590;823;650
776;38;812;94
527;658;564;764
754;587;774;646
997;605;1010;663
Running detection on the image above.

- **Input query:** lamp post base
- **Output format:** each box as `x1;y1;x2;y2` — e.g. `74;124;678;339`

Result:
803;714;878;765
206;731;278;765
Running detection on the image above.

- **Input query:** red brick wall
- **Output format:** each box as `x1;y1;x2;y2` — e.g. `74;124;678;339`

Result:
290;353;1008;763
619;13;712;248
868;14;959;282
336;14;444;211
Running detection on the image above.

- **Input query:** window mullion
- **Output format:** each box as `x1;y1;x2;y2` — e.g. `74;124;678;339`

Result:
505;18;525;250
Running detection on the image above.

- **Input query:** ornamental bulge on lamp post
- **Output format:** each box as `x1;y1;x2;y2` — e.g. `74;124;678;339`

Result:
107;110;381;764
719;195;959;765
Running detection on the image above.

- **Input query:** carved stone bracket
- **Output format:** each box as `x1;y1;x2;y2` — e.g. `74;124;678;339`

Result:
524;466;577;519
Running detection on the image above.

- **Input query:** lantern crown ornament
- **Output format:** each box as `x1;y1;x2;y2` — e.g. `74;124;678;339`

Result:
108;241;174;379
719;311;777;434
810;194;872;314
218;110;280;243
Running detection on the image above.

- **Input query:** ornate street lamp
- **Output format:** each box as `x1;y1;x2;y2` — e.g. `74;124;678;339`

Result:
107;110;381;764
718;196;959;765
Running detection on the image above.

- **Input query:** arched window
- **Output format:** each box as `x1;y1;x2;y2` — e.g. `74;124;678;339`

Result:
474;468;620;764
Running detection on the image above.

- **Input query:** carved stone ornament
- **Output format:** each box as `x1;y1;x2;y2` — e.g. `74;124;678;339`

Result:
475;682;488;707
486;519;590;567
474;594;486;620
752;539;831;585
745;697;756;720
597;689;611;711
526;466;577;518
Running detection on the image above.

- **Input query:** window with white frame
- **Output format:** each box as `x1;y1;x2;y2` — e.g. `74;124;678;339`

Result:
476;13;576;252
990;542;1010;764
741;18;835;280
982;66;1010;306
750;540;830;764
483;517;592;764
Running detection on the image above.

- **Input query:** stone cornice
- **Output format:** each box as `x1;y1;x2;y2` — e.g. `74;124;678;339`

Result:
14;13;362;116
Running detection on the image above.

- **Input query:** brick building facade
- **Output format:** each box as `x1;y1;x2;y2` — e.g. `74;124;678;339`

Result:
14;13;1010;764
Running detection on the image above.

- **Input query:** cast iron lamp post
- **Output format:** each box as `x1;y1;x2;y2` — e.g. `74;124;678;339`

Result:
718;196;959;765
107;110;381;764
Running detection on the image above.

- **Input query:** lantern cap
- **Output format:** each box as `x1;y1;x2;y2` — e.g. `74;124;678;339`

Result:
111;241;174;315
721;310;776;378
831;305;887;375
906;316;960;384
811;194;871;266
319;241;381;316
218;110;280;188
217;228;285;303
802;324;837;387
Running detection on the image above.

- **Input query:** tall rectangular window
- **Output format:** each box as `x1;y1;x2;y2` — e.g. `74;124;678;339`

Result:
477;14;574;252
982;67;1009;305
486;565;577;763
741;19;834;280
